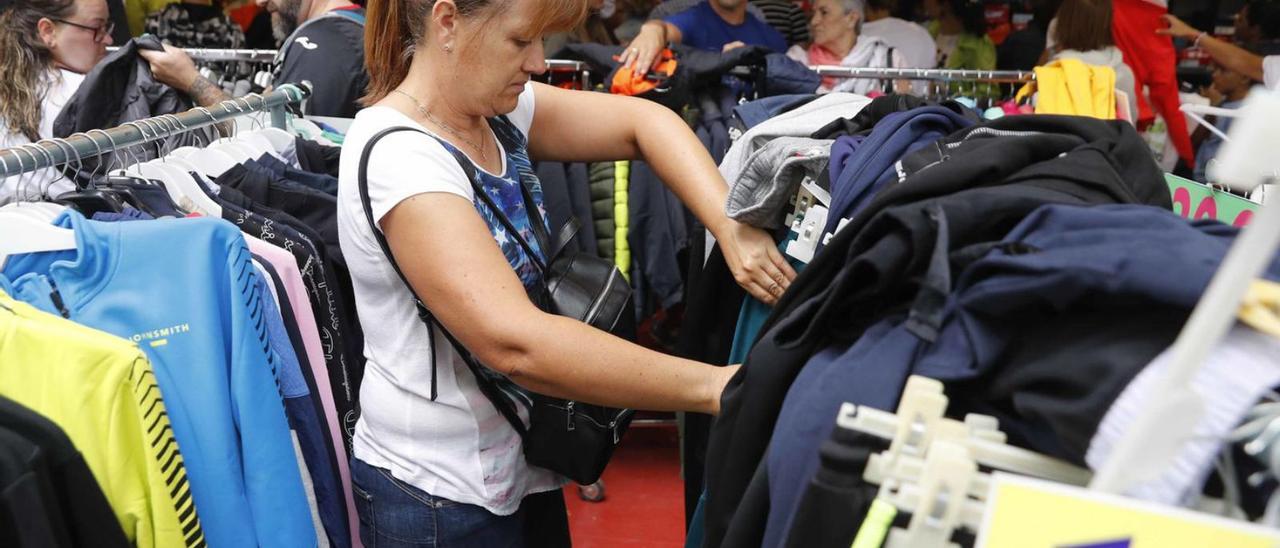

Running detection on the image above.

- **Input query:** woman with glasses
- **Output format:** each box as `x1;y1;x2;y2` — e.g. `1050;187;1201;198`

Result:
0;0;114;203
0;0;231;205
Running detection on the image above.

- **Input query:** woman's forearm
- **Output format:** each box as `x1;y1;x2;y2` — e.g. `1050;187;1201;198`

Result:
630;102;734;236
482;311;730;414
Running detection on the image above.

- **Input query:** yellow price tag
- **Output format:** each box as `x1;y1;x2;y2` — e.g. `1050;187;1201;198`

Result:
978;473;1280;548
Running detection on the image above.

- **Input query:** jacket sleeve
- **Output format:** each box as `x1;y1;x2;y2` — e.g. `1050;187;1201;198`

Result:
114;354;208;548
225;236;318;547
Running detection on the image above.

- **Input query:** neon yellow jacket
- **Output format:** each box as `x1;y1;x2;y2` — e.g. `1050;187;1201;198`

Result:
0;290;205;548
1018;58;1118;119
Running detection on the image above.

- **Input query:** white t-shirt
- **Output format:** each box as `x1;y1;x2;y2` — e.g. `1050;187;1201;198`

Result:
336;83;562;516
0;69;83;206
862;18;938;70
1265;55;1280;91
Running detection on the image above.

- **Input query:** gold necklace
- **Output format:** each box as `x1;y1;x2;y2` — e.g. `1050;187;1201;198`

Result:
392;89;489;163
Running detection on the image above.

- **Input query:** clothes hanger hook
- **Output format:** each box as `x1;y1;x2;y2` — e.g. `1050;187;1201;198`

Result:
49;138;81;184
119;121;152;168
86;128;121;181
27;142;63;199
157;115;182;157
146;116;177;158
11;145;39;202
195;106;223;146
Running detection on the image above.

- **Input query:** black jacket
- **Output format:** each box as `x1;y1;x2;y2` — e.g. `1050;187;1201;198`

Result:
702;115;1172;548
53;35;200;183
0;396;128;548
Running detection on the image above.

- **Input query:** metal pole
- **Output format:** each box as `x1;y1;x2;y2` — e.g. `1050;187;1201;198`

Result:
0;84;309;178
807;65;1035;83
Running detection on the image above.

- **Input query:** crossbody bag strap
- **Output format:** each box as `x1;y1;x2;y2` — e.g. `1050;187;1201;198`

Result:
357;126;528;436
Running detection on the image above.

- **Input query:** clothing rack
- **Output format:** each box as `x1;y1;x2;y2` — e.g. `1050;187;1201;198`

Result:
0;83;310;178
807;65;1036;83
110;47;279;62
106;46;592;74
107;46;591;90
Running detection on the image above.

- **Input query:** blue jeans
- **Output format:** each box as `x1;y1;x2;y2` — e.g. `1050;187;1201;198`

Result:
350;458;523;548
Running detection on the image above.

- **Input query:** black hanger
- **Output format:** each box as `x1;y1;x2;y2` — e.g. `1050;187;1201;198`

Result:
54;188;127;216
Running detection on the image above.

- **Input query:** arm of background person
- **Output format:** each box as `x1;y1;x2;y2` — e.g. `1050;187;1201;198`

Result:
527;82;798;305
139;45;235;135
618;19;684;76
381;191;737;414
1161;14;1265;82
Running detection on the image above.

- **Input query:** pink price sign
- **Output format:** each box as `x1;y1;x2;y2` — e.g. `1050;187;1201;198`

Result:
1166;174;1258;227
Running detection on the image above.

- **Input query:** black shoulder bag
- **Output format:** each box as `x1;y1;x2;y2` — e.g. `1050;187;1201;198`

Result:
358;124;636;484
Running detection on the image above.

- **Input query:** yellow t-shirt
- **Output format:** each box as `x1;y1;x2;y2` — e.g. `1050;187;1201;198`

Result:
0;290;205;548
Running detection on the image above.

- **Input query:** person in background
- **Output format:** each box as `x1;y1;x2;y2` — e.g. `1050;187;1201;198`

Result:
144;0;246;49
1234;0;1280;56
922;0;995;70
1047;0;1137;118
862;0;937;69
0;0;229;205
1161;14;1280;92
786;0;908;94
256;0;369;117
750;0;812;48
1191;61;1254;183
997;0;1058;70
0;0;111;202
620;0;788;76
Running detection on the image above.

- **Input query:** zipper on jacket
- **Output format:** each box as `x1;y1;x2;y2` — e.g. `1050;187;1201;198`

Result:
47;280;71;319
566;401;576;431
945;128;1046;150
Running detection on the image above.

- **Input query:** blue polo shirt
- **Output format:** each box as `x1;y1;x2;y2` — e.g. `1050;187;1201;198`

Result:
665;1;788;54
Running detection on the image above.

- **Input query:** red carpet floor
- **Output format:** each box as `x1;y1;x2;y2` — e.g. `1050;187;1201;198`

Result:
563;427;686;547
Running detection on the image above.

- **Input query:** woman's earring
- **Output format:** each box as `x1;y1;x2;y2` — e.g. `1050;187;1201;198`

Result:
443;44;453;53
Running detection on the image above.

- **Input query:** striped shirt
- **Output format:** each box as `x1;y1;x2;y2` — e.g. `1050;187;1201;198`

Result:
751;0;812;47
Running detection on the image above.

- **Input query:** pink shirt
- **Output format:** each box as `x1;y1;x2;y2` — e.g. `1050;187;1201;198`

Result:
244;234;360;547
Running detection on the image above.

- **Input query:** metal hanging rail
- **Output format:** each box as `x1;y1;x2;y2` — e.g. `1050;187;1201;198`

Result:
108;46;590;72
809;65;1036;83
0;83;310;178
105;46;278;62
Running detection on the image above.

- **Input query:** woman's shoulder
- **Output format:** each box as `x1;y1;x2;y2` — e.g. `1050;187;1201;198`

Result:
346;107;438;152
342;107;460;178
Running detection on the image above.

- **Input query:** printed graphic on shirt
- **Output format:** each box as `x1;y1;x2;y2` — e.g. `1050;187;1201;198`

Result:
450;116;550;290
295;37;319;50
129;323;193;347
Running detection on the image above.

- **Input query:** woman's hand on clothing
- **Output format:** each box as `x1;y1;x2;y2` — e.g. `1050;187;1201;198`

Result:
526;83;799;305
718;220;797;306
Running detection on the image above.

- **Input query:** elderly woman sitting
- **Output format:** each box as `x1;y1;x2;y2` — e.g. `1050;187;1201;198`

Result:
786;0;906;94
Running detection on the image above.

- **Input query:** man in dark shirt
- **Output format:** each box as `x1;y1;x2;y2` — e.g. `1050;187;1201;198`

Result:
258;0;369;117
621;0;789;75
